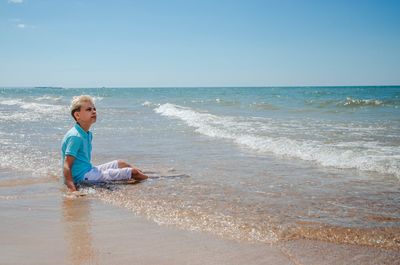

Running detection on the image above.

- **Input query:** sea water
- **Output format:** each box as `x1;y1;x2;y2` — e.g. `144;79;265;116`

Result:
0;86;399;248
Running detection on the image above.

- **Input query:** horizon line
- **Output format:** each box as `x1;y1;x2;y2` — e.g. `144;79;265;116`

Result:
1;84;399;89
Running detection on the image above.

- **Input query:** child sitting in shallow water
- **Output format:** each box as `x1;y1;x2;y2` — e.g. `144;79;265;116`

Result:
61;95;148;192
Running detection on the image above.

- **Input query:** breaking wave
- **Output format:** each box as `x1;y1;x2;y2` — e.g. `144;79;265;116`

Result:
155;103;400;178
0;98;67;121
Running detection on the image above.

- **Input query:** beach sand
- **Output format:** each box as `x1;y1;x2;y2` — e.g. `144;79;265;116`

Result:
0;182;399;265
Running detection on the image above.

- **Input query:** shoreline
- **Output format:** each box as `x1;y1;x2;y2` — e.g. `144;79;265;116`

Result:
0;182;399;265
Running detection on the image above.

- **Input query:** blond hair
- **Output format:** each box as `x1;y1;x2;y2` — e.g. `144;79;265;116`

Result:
70;95;95;121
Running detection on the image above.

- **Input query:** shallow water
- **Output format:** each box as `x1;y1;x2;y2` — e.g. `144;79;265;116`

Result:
0;86;399;248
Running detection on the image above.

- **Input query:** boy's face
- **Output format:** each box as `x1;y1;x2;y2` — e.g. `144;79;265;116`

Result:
75;101;97;125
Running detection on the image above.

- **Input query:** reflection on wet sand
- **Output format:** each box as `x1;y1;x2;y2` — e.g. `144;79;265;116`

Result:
62;197;98;265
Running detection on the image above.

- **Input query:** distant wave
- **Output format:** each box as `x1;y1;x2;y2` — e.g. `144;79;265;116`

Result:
34;86;63;89
34;95;63;102
214;98;241;106
306;97;399;108
92;96;104;102
0;98;66;121
141;101;160;107
341;97;384;107
250;102;279;110
155;103;400;178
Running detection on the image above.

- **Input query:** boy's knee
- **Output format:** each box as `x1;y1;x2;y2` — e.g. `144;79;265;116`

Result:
117;160;131;168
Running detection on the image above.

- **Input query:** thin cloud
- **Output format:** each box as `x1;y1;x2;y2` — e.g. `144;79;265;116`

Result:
16;23;36;29
8;0;24;3
11;19;36;29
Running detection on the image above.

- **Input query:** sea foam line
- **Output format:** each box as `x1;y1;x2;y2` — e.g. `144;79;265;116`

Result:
154;103;400;178
0;98;67;121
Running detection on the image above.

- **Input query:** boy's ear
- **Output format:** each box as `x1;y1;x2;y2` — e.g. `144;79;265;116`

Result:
73;111;80;121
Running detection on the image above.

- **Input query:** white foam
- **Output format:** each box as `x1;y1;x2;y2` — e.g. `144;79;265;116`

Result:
142;101;160;107
93;96;104;102
0;145;60;178
342;97;383;107
19;102;64;113
0;99;23;106
34;95;62;102
0;98;67;121
154;103;400;178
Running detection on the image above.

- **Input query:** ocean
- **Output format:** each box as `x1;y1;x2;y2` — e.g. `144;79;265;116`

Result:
0;86;399;248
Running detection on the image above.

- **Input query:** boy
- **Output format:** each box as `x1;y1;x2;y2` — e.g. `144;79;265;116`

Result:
62;95;148;192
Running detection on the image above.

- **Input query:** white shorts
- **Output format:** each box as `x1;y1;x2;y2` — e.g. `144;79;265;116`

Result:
83;160;132;182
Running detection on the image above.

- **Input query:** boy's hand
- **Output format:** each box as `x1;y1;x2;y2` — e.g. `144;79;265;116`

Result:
65;180;77;192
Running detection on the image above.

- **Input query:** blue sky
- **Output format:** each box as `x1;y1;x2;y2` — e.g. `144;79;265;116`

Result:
1;0;399;87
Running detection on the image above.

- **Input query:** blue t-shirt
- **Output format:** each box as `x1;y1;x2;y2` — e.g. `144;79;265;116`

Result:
61;123;93;183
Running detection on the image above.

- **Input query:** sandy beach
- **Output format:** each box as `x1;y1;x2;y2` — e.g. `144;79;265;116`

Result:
0;180;399;265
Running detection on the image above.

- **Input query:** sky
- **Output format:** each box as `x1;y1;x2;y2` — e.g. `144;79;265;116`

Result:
0;0;399;87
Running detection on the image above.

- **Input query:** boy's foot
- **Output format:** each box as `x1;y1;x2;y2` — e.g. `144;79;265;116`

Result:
132;169;149;181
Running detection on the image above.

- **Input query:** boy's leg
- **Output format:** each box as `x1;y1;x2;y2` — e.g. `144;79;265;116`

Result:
117;160;132;168
86;161;132;181
102;168;133;181
117;159;148;181
131;169;148;181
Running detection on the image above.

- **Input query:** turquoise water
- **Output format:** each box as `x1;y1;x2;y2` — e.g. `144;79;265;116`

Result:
1;86;399;248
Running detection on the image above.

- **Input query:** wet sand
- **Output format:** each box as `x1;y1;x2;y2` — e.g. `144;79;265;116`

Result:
0;183;399;265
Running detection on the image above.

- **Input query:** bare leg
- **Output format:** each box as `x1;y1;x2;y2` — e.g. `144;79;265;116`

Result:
131;168;148;181
117;160;132;168
117;160;148;181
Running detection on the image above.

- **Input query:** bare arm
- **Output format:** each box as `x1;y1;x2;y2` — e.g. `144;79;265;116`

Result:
63;155;77;192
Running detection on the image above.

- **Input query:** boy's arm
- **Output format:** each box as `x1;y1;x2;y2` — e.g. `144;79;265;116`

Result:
63;155;77;192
